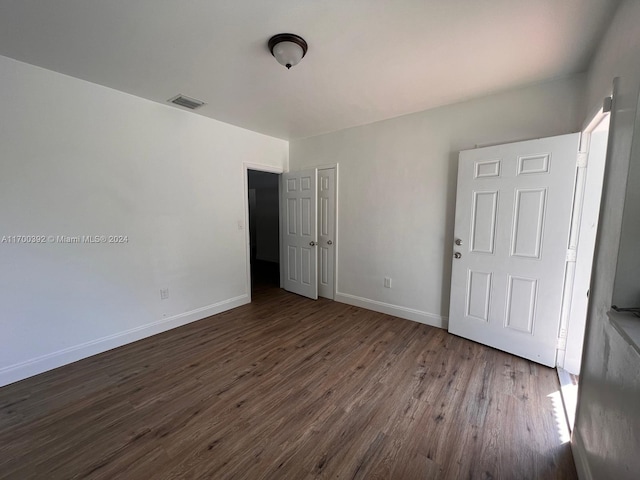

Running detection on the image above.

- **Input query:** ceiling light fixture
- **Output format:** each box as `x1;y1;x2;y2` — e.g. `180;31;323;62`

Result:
268;33;308;69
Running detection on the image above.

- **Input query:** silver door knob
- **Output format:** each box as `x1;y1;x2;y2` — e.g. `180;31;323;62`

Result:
309;241;317;247
327;240;333;245
454;252;462;259
455;239;463;246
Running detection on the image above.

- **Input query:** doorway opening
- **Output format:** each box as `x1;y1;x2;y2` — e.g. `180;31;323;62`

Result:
280;167;338;300
558;105;611;431
247;170;280;295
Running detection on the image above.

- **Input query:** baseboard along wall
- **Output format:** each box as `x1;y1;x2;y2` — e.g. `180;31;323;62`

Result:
0;295;249;388
335;292;447;329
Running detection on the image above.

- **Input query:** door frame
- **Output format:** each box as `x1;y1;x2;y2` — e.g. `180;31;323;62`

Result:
243;162;284;302
556;95;613;373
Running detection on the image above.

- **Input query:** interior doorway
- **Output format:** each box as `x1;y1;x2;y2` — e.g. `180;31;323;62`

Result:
558;104;611;431
280;166;338;300
247;169;281;294
243;163;337;302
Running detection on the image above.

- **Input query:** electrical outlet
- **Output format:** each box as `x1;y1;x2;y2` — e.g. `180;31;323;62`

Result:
160;288;169;300
384;277;392;288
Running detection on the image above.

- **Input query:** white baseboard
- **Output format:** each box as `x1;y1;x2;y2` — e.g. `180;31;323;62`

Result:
335;292;447;329
0;294;249;388
572;428;593;480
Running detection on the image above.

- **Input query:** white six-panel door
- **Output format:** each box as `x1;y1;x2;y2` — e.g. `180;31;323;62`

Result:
318;168;336;299
448;133;580;367
282;169;318;299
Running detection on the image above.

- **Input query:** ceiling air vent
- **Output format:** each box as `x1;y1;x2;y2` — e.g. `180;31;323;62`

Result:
168;94;205;110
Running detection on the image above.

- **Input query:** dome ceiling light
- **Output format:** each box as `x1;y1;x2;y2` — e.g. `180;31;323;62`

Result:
268;33;308;69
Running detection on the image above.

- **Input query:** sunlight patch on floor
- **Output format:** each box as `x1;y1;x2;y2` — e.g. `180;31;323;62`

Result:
560;382;578;430
548;390;571;444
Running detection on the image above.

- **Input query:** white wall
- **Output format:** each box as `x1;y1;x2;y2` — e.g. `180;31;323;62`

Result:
290;75;585;327
584;0;640;309
573;1;640;479
0;55;288;387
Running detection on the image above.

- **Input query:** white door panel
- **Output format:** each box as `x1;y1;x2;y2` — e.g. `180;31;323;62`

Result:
282;170;318;299
318;168;336;299
449;133;580;366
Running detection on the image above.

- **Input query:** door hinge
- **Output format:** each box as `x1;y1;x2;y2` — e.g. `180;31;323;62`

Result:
603;95;613;113
577;152;588;168
566;248;577;262
556;327;568;350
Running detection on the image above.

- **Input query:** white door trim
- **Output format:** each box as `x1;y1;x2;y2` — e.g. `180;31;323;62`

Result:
318;164;339;298
243;162;284;302
556;98;612;371
333;164;340;297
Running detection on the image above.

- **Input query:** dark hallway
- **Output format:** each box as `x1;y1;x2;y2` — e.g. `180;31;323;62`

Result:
248;170;280;292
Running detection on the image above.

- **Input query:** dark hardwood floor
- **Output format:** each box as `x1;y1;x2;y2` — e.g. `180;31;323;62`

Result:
0;287;577;479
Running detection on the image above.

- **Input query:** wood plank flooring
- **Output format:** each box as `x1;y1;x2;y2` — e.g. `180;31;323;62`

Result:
0;287;577;479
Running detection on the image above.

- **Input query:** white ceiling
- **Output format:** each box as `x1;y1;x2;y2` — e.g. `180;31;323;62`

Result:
0;1;618;140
